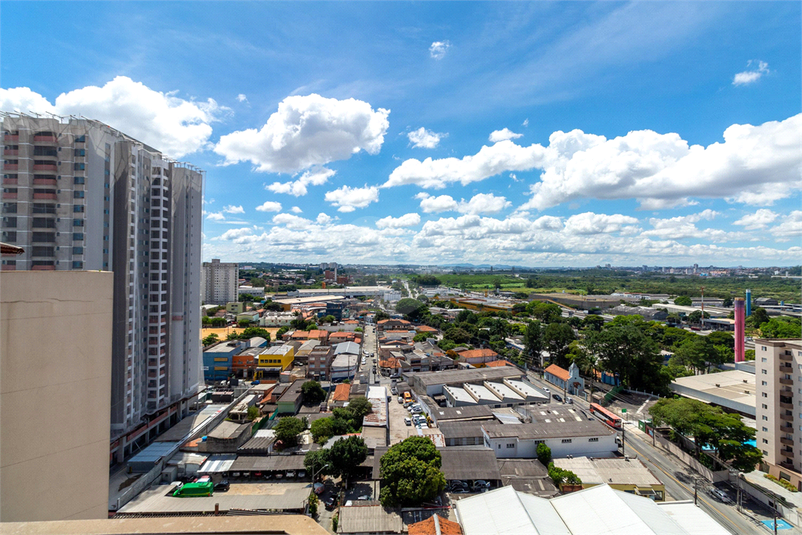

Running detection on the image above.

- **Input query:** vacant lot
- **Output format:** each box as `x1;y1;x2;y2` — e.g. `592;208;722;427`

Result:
200;326;280;341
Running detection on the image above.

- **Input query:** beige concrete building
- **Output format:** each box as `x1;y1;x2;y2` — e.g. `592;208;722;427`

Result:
202;258;239;305
755;338;802;488
0;271;113;521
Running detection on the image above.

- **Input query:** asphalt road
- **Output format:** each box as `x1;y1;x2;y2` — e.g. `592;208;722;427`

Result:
524;371;773;535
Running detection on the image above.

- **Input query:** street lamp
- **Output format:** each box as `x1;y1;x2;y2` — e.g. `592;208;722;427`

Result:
313;463;330;481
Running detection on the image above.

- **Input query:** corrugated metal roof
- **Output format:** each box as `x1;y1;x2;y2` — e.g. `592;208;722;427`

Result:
198;454;237;474
128;441;180;465
338;505;403;534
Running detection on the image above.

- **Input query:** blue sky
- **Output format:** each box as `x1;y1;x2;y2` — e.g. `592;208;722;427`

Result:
2;2;800;267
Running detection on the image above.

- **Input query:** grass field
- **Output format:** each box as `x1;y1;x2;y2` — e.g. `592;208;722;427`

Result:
200;326;280;341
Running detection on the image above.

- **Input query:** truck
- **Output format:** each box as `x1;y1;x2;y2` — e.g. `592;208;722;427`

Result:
172;481;214;497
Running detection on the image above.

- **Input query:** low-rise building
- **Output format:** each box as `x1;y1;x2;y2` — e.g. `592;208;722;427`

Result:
331;354;358;381
337;505;403;535
553;456;666;501
544;362;584;396
457;348;500;366
407;367;523;397
256;344;295;381
260;312;296;327
203;340;249;382
226;302;246;314
276;380;305;415
238;285;265;298
481;404;617;459
199;421;252;453
671;369;755;417
295;339;320;363
308;346;333;381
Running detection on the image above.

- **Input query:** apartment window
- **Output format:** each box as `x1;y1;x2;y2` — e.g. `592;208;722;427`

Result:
2;231;17;242
763;416;769;421
72;247;83;255
763;439;769;444
32;232;55;242
75;135;86;143
588;437;599;442
506;443;515;448
73;218;84;227
763;427;769;432
762;358;767;362
763;381;768;386
73;205;84;213
73;149;85;157
32;218;56;228
561;439;572;443
763;450;768;455
763;393;768;398
74;176;85;184
762;404;768;409
31;246;54;257
73;233;83;241
33;203;56;214
762;346;767;351
3;203;17;213
74;190;84;198
762;369;768;375
74;163;85;170
72;261;83;269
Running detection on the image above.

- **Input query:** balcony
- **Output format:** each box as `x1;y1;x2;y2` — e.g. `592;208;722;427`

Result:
780;353;792;361
781;414;794;422
2;192;17;199
33;134;58;144
32;178;57;186
3;164;18;171
780;461;796;471
3;149;18;156
783;449;795;458
4;135;19;142
781;402;794;410
780;424;793;433
780;378;794;385
33;193;57;200
781;437;794;446
3;177;17;185
33;163;58;172
31;265;55;271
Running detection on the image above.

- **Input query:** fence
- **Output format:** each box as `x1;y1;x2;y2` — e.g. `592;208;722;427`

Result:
738;475;801;526
653;433;729;482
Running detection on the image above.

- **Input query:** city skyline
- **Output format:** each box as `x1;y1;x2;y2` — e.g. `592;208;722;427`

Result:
2;2;800;267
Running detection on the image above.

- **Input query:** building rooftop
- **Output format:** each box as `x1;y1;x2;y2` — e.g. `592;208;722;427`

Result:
504;379;549;400
671;370;756;414
459;348;499;360
485;382;524;402
334;341;361;355
444;385;476;404
408;514;463;535
440;447;501;481
262;344;294;356
331;383;352;401
482;410;614;440
438;421;486;440
410;367;522;387
204;341;246;354
554;456;662;487
463;383;498;403
544;364;570;381
337;505;403;534
207;421;250;440
429;404;495;422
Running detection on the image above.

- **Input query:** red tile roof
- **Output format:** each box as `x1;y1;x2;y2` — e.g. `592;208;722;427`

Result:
331;383;351;401
408;515;462;535
379;357;402;369
415;325;439;332
458;348;498;360
545;363;570;381
484;360;511;367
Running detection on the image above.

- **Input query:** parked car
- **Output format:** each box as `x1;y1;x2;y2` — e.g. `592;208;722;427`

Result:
567;398;574;404
404;417;412;426
450;487;468;494
357;494;370;500
214;480;230;492
298;470;306;478
709;488;731;503
473;480;490;490
324;496;336;510
398;396;404;404
286;471;296;479
553;394;563;403
391;387;398;395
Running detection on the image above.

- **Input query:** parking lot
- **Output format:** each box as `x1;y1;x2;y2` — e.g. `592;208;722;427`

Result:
388;389;416;444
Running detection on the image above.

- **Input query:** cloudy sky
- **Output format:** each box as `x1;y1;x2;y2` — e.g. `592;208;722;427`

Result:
2;2;800;267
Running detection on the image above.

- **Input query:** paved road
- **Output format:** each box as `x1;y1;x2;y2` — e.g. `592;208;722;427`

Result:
524;371;773;535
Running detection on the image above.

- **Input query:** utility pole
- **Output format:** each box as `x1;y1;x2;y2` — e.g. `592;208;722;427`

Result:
694;478;698;506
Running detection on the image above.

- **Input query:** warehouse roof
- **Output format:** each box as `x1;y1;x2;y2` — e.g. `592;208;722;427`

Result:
429;405;494;422
410;367;521;387
337;505;403;534
198;454;237;474
440;447;501;481
230;455;306;471
554;457;662;487
438;421;486;440
482;410;614;440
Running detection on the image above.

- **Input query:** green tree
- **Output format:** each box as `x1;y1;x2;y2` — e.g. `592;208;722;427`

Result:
523;320;544;369
687;310;710;324
202;315;211;326
310;418;335;443
304;449;332;476
239;293;255;302
247;405;260;420
274;417;305;446
674;295;693;306
202;333;220;347
673;335;719;373
308;492;319;516
396;298;427;319
528;302;562;323
443;327;471;344
548;462;582;487
277;326;290;337
321;315;337;323
236;326;272;341
210;317;227;327
748;307;771;328
588;320;668;394
346;396;374;420
722;297;733;308
301;381;327;404
761;318;802;338
536;442;552;466
544;322;576;368
413;332;434;342
329;436;368;487
380;437;446;506
582;314;605;332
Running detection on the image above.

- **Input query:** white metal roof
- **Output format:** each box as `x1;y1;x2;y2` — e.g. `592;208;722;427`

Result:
198;454;237;474
456;484;728;535
334;341;361;355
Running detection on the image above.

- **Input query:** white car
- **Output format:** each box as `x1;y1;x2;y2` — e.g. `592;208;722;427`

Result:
404;417;412;426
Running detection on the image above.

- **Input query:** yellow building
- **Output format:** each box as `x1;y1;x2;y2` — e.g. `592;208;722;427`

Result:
256;344;295;379
226;302;246;314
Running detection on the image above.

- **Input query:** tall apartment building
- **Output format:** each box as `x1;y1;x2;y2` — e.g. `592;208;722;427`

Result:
1;113;204;459
755;338;802;488
201;258;239;305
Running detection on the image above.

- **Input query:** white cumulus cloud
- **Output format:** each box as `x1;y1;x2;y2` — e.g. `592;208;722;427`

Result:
376;213;422;229
266;167;336;197
418;193;459;213
429;41;451;60
408;127;444;149
386;114;802;210
291;206;303;214
324;185;380;213
734;209;778;230
237;94;248;102
214;94;390;174
0;76;221;158
417;193;511;215
223;205;245;214
316;213;333;225
272;213;314;230
489;128;523;143
770;211;802;239
733;60;770;86
206;212;226;221
563;212;640;235
255;201;282;213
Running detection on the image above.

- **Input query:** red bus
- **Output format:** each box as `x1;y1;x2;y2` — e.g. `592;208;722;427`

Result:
589;403;623;430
